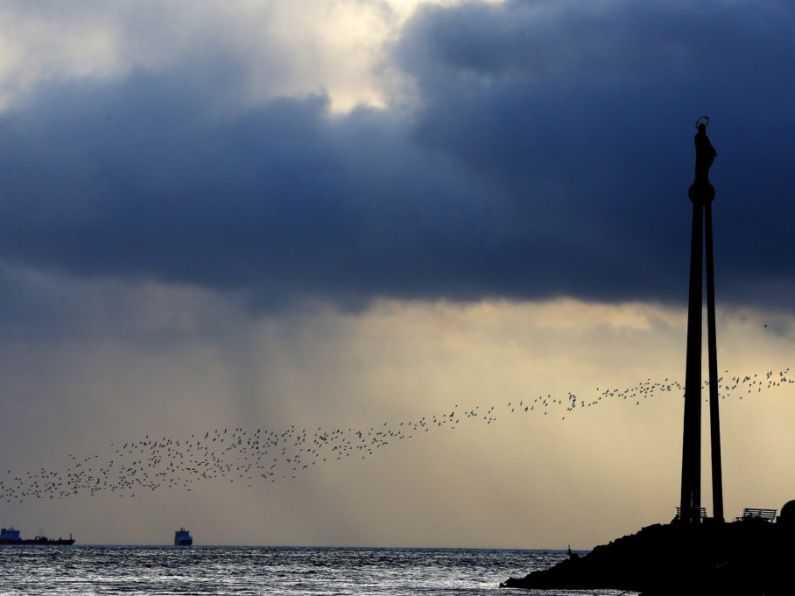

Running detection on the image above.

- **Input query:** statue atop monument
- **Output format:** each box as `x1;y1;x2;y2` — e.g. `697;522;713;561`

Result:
689;116;717;204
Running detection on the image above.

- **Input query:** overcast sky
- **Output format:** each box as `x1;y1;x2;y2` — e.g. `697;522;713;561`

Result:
1;0;794;547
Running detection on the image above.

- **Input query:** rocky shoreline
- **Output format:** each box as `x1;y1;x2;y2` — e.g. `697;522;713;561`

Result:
501;504;795;594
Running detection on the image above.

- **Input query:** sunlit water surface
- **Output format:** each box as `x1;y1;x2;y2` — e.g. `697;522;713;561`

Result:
0;545;636;595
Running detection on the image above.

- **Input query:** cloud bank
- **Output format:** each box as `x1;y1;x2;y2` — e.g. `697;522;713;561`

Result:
1;0;794;311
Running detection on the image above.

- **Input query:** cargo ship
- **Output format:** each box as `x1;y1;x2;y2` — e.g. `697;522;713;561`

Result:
0;527;75;545
174;527;193;546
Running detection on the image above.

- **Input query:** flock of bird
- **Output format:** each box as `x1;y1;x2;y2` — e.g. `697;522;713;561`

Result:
1;367;792;504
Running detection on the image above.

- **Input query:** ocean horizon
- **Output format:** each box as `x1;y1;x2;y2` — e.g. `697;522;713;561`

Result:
0;544;637;595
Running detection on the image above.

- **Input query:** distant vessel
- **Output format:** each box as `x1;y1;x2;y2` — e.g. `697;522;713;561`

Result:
0;527;75;545
174;528;193;546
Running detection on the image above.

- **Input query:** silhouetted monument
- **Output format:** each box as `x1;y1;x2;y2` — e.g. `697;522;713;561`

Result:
502;121;795;593
681;116;723;526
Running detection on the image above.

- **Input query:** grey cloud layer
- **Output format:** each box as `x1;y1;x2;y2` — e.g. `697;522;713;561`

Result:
1;0;793;309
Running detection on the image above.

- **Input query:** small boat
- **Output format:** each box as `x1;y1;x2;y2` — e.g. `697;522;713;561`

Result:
174;527;193;546
0;527;75;545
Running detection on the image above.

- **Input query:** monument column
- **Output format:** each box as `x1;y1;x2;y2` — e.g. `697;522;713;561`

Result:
680;197;703;526
680;117;722;526
705;201;724;523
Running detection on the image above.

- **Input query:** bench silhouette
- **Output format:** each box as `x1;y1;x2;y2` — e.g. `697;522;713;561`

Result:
736;508;777;522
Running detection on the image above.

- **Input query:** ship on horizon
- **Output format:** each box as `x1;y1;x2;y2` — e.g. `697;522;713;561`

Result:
0;527;74;545
174;527;193;546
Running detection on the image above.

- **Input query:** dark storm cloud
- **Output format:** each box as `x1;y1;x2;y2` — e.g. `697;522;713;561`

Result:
1;0;794;309
0;71;504;310
398;0;795;302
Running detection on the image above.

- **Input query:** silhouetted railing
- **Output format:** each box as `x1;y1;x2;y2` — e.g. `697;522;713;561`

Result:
676;506;707;521
736;508;777;522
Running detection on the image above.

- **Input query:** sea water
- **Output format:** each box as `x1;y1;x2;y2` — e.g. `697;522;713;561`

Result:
0;545;636;595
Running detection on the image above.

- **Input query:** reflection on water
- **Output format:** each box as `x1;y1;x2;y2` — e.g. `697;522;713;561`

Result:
0;545;636;595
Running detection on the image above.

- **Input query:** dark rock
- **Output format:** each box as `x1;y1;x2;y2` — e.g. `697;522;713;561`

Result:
501;519;794;594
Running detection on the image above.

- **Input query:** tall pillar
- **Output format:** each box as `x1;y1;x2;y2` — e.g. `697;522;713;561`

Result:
705;203;724;523
680;201;703;526
679;117;719;527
